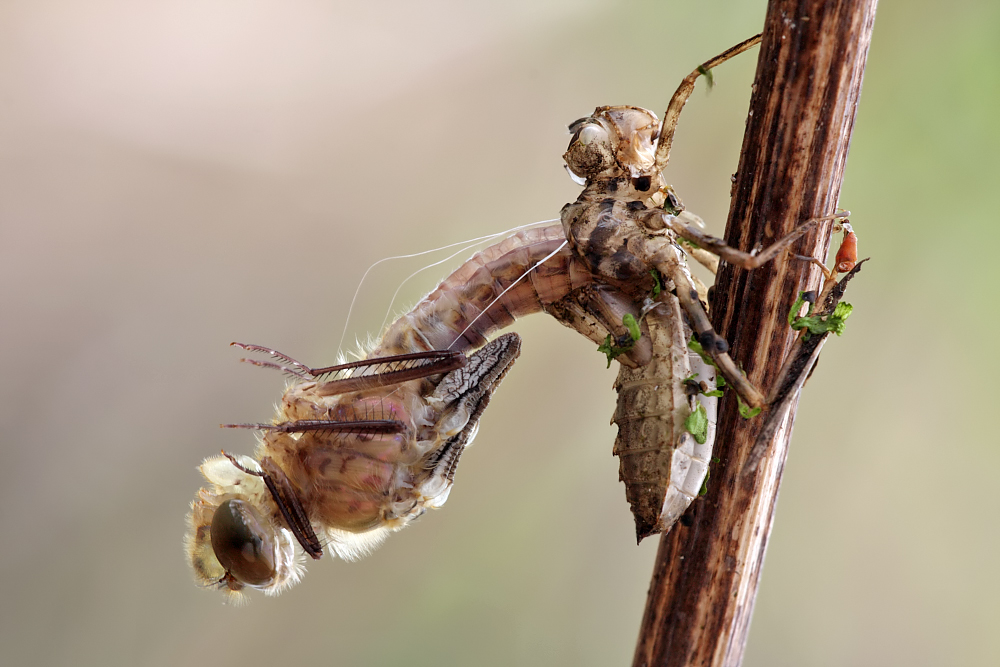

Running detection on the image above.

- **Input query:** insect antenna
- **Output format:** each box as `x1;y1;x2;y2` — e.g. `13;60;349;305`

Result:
447;239;569;350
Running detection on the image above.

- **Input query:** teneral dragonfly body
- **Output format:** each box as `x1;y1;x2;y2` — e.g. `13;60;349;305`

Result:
187;226;656;599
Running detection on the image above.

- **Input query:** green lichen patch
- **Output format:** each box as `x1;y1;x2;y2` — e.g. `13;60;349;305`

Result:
687;335;717;367
649;269;664;299
685;403;709;445
737;394;762;420
597;314;643;368
699;457;721;496
788;291;854;341
697;64;715;89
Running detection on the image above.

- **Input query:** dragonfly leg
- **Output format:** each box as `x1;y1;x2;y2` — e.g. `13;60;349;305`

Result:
689;273;711;305
231;343;316;380
312;350;466;397
221;452;324;559
792;253;835;280
234;342;467;396
654;33;762;171
685;245;720;275
222;419;407;436
547;285;653;368
632;236;766;409
660;211;848;270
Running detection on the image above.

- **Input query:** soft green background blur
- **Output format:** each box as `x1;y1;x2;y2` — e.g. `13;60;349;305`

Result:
1;1;997;665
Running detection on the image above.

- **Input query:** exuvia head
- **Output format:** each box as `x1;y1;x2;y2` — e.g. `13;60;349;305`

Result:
563;106;661;184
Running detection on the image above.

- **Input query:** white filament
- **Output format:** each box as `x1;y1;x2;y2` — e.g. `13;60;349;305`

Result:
375;239;516;342
447;239;569;350
335;219;558;356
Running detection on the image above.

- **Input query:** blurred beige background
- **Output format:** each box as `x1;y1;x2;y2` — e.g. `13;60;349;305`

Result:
2;0;997;665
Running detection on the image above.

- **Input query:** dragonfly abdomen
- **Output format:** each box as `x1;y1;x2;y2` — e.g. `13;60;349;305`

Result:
376;225;593;355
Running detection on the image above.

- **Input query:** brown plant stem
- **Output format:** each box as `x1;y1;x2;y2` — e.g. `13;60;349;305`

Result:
632;1;878;666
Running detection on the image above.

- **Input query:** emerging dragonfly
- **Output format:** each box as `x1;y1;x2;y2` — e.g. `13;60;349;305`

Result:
186;33;860;600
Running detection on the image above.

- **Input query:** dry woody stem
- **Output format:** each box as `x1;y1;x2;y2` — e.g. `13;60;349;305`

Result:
632;1;878;666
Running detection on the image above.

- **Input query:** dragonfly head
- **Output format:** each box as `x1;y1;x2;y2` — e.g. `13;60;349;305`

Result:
185;454;305;602
563;106;663;184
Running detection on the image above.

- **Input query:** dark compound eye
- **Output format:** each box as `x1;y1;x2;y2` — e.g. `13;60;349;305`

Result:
210;499;277;587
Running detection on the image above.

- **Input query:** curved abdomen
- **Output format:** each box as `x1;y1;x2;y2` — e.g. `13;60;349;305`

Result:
375;225;595;355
